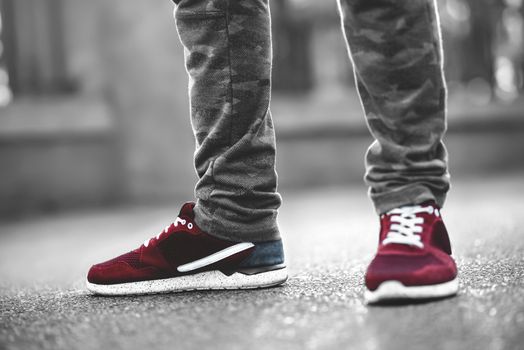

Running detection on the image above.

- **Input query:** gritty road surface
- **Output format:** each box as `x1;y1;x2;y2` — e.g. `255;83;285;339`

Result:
1;174;524;350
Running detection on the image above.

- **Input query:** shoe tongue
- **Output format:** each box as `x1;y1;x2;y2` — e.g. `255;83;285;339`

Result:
419;200;438;209
178;202;196;219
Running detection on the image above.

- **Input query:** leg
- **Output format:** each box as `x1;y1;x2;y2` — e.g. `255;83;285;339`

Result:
86;0;287;295
338;0;450;214
174;0;281;242
338;0;457;303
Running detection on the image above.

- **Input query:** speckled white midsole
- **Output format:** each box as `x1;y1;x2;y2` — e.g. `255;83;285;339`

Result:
86;267;288;296
365;278;459;303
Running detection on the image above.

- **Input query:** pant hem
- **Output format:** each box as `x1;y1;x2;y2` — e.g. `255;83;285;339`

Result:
371;184;447;214
193;203;281;243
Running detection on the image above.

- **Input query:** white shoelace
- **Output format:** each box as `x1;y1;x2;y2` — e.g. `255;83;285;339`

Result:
382;204;440;249
143;217;193;247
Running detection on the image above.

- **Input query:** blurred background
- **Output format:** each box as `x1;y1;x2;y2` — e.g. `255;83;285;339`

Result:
3;3;524;348
1;0;523;219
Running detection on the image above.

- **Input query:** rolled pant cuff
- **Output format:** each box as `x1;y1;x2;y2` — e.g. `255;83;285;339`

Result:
371;184;447;215
192;202;281;243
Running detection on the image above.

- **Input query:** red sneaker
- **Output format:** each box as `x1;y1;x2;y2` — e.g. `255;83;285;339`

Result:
87;202;287;295
365;202;458;303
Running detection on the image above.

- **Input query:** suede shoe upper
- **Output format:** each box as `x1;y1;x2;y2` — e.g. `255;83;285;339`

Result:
365;201;457;291
87;202;255;285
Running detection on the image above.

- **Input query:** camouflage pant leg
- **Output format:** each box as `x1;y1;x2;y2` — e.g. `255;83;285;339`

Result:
338;0;450;213
173;0;281;242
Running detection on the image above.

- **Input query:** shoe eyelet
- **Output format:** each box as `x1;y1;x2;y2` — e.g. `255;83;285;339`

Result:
187;223;193;229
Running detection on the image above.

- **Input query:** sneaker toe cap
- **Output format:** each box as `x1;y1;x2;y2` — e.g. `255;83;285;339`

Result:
87;260;163;285
365;253;457;291
87;261;135;285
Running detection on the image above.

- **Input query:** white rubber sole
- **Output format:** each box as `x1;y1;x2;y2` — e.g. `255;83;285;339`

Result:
365;278;459;304
86;267;288;296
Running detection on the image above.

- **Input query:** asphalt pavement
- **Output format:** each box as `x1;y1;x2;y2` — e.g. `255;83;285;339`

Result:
1;173;524;350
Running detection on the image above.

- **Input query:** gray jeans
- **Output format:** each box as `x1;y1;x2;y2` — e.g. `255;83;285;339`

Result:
173;0;450;242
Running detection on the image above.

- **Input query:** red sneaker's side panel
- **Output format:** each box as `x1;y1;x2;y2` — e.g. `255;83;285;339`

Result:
87;202;260;286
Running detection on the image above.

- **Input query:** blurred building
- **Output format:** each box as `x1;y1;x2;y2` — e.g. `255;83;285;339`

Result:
0;0;195;218
0;0;523;218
